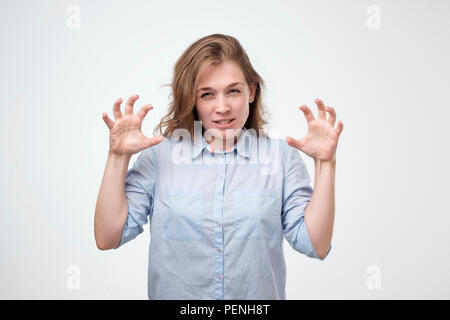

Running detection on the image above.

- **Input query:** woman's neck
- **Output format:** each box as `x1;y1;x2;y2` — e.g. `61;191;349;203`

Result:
206;130;242;152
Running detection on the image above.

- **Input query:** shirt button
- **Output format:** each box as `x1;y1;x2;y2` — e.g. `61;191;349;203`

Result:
217;248;222;252
216;222;221;226
217;275;222;280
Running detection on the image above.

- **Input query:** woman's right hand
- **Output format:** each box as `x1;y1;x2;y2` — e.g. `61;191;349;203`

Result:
102;94;165;156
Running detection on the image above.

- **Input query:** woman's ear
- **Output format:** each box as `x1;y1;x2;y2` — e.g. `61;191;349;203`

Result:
249;83;257;103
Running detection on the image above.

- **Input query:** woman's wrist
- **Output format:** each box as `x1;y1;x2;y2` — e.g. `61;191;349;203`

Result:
313;156;336;166
108;150;132;162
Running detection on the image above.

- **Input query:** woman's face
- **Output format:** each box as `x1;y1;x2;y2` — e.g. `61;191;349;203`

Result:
195;60;256;144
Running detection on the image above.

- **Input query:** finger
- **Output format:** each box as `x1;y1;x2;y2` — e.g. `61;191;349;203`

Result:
299;105;315;123
315;98;326;120
137;104;154;121
145;135;165;148
102;112;115;129
335;121;344;137
285;136;306;150
113;98;123;120
326;106;336;127
125;94;139;115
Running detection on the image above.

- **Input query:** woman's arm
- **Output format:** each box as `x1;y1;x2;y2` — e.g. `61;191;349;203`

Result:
285;98;343;259
94;152;131;250
304;158;335;259
95;95;164;250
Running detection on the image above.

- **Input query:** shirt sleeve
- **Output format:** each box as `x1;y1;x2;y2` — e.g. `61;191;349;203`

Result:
114;147;157;249
281;142;332;260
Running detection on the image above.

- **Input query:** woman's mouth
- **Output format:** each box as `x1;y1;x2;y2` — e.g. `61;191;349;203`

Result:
213;118;235;128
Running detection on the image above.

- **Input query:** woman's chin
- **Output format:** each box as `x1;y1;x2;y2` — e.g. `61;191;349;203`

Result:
203;125;243;141
222;128;240;137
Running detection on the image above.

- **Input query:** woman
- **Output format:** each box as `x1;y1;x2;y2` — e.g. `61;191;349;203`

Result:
94;34;343;299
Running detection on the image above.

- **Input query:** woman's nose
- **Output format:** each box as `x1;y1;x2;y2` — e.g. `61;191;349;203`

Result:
215;95;231;112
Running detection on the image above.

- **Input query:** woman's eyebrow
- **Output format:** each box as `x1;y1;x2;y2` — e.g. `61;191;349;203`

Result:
197;82;244;92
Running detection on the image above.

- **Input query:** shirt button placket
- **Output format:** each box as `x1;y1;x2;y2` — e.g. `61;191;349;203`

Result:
214;154;226;300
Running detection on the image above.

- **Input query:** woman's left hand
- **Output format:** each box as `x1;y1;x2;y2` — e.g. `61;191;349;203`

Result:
285;98;344;161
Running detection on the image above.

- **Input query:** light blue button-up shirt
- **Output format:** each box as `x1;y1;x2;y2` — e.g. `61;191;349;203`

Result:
115;124;331;299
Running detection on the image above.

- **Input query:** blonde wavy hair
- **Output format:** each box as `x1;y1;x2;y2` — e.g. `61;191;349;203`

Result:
153;33;270;139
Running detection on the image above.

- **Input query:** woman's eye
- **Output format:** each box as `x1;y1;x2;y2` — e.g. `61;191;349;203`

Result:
200;90;239;98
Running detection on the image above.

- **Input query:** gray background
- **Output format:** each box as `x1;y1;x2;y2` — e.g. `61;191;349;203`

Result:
1;0;449;299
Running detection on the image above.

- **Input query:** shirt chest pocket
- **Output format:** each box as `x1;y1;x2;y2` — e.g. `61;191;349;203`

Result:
160;189;203;241
232;188;282;239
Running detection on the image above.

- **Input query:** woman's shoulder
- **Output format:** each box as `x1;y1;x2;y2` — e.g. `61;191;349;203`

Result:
253;133;291;154
138;136;172;160
140;134;189;160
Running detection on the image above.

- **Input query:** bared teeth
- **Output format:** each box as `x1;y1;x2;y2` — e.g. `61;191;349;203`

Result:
217;119;233;124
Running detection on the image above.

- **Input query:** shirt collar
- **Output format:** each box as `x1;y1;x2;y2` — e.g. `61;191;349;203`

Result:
192;127;253;160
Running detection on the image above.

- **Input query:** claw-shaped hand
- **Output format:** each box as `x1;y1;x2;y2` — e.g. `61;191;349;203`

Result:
285;98;343;161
